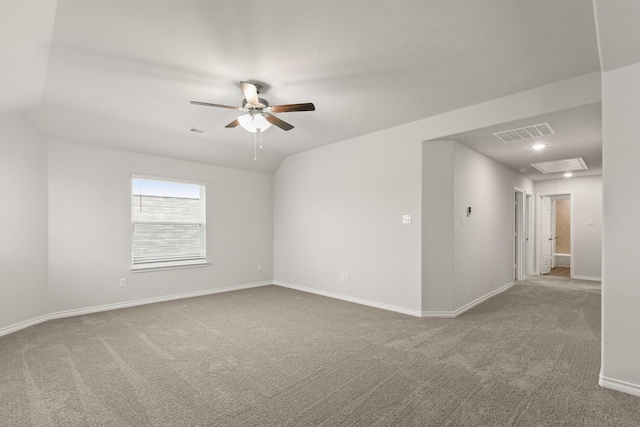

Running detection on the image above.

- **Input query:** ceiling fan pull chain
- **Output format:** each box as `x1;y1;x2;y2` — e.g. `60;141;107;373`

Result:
258;128;263;151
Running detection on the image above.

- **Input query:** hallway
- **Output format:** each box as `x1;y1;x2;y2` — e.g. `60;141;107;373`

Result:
548;267;570;278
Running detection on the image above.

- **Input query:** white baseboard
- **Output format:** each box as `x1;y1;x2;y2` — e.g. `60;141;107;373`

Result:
1;280;517;336
572;275;601;281
273;281;423;317
420;311;457;318
0;314;52;338
422;282;514;317
0;281;272;338
600;375;640;398
274;281;514;319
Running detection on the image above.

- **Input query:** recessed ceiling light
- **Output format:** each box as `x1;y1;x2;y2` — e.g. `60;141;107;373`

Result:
531;144;547;150
564;172;574;178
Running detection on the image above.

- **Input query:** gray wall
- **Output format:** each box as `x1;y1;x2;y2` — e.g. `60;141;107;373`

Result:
422;141;455;313
452;142;533;309
274;74;598;316
601;61;640;394
46;141;274;314
273;132;423;314
535;175;602;279
423;140;533;314
2;73;603;335
274;133;535;317
0;115;49;331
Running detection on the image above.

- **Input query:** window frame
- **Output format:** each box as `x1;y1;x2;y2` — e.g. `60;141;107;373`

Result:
130;174;208;272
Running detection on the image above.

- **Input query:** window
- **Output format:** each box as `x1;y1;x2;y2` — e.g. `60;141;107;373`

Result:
131;175;207;271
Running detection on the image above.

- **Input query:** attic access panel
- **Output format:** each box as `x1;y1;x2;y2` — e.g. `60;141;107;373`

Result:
530;157;588;174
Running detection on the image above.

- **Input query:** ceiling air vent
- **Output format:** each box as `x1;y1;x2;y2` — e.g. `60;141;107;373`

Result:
530;158;588;174
189;128;214;136
493;122;555;143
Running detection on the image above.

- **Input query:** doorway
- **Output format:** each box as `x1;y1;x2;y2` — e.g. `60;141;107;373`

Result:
537;193;573;277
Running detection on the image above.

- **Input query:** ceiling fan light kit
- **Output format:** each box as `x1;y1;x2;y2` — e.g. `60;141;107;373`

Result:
237;113;272;133
191;81;315;162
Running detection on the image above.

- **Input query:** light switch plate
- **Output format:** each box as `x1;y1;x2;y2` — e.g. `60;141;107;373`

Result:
402;214;411;224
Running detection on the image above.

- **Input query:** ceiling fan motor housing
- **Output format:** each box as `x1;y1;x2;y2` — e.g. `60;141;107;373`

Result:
243;98;269;109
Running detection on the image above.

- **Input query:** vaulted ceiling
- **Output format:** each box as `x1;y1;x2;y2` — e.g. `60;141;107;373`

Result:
3;0;636;177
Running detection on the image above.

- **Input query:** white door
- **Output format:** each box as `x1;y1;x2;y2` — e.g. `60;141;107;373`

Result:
526;194;532;275
541;196;552;274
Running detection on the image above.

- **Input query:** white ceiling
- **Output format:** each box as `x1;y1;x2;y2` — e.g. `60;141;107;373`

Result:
1;0;620;175
0;0;56;113
443;103;602;181
594;0;640;71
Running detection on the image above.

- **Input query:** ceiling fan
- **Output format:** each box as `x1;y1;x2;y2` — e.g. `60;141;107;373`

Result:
190;81;315;132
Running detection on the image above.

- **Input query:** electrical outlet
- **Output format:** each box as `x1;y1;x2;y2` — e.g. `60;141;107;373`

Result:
119;278;127;287
257;264;262;272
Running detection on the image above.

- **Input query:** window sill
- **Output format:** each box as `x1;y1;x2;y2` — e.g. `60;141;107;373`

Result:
130;260;209;273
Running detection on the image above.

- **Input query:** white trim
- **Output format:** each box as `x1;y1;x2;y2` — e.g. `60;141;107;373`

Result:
536;192;574;277
422;282;514;317
131;260;209;272
0;281;271;338
274;281;513;319
572;275;602;282
600;375;640;398
130;173;207;186
273;281;423;317
131;176;207;268
420;311;458;318
0;314;52;338
525;192;535;276
514;188;525;281
1;280;517;337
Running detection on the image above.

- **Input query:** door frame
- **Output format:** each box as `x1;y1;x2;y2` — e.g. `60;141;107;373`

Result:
525;193;534;275
540;195;553;275
514;187;531;281
551;199;557;269
536;192;574;277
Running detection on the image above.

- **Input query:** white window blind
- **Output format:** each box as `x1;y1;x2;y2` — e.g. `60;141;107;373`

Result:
131;175;206;270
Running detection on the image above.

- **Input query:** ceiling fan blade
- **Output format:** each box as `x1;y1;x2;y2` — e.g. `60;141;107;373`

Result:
270;103;316;113
225;119;240;128
241;81;260;106
191;101;241;110
264;114;294;131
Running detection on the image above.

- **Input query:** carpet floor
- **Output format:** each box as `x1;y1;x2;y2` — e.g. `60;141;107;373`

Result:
1;276;639;426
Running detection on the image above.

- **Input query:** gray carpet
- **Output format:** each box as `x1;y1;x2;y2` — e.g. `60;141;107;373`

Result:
1;276;639;426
